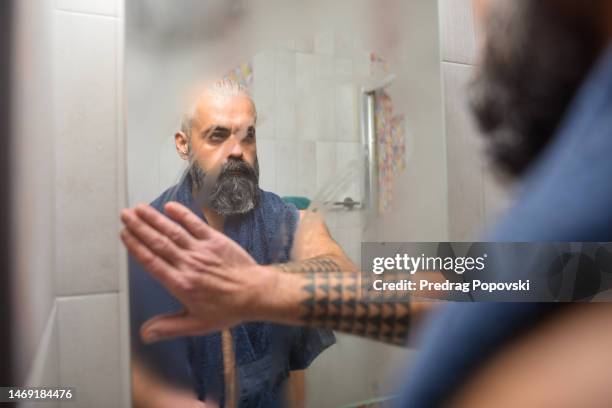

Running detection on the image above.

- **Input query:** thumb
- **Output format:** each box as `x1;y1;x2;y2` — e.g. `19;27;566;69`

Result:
140;311;206;343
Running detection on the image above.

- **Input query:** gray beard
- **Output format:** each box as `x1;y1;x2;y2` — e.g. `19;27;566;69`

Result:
189;157;261;217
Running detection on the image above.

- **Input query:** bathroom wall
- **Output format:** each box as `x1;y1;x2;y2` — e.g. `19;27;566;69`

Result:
251;33;367;266
251;33;377;408
439;0;512;240
250;0;448;404
12;0;130;406
363;1;449;244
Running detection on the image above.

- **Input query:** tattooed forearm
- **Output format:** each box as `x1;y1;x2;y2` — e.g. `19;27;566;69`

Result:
275;257;344;274
298;271;411;346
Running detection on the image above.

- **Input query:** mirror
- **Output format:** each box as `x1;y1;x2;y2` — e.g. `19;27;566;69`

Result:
126;1;445;406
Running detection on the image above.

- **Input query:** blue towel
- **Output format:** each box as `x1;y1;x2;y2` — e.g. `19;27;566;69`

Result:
130;174;335;407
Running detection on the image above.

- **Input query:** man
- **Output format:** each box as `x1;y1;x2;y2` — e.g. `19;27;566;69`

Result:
122;0;612;406
128;80;351;407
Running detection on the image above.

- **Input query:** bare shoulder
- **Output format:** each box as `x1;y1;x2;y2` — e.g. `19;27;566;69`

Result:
296;210;328;232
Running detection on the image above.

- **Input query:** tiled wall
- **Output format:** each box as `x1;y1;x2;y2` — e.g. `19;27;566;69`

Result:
439;0;512;240
13;0;130;406
288;2;446;403
252;33;368;265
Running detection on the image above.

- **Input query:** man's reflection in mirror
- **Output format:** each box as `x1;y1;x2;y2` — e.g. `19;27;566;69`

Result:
129;79;336;407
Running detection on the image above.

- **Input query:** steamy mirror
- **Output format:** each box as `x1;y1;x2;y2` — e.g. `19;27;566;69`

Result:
126;1;445;406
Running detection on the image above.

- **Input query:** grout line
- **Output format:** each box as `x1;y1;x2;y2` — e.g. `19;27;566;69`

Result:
24;301;58;387
442;60;475;67
56;291;120;302
55;7;118;19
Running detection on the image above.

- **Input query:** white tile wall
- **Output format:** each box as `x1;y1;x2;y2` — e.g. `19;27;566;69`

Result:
335;84;358;142
320;93;337;141
294;36;314;53
275;50;297;139
295;53;319;142
353;49;372;80
334;31;359;59
253;34;366;257
253;50;276;140
439;0;478;64
54;10;120;295
335;142;361;200
18;0;128;406
56;0;119;17
276;38;296;51
295;52;316;97
315;141;337;192
334;58;353;82
12;0;57;376
315;54;335;80
336;209;362;231
158;137;188;190
257;138;277;192
296;95;321;141
443;62;485;240
25;305;60;394
440;0;512;239
275;139;299;196
57;294;121;408
314;29;335;55
256;114;275;141
253;50;276;82
296;140;317;197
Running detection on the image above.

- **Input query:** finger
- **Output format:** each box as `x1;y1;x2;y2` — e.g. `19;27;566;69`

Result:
140;310;209;343
121;208;184;264
120;229;189;297
134;204;195;248
164;202;216;240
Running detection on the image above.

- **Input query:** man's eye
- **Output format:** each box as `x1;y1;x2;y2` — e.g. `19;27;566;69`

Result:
210;132;226;141
246;129;256;140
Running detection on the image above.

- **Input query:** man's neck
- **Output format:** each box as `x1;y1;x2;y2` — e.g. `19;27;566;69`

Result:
202;207;224;232
190;185;224;231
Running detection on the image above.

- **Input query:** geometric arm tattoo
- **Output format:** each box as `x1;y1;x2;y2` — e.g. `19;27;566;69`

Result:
274;258;411;346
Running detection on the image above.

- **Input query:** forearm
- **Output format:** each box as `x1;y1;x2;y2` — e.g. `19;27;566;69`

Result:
257;264;438;346
276;254;358;274
120;202;437;346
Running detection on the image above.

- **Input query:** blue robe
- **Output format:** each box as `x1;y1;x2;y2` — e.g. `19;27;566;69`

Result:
130;175;335;407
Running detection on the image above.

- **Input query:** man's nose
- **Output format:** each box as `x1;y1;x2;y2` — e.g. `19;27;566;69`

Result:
227;136;244;159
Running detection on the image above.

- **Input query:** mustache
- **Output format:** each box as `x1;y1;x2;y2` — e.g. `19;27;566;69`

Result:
219;158;258;181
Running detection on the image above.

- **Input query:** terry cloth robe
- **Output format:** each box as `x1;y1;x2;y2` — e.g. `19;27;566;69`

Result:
130;174;335;407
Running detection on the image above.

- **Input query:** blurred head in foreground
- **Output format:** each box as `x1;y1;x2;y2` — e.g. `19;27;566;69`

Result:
470;0;611;177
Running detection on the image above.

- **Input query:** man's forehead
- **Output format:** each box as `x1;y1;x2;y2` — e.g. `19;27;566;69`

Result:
192;92;256;128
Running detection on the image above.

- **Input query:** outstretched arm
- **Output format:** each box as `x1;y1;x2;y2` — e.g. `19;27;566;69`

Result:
120;202;437;346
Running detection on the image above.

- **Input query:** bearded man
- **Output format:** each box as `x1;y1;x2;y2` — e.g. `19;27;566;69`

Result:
128;80;348;408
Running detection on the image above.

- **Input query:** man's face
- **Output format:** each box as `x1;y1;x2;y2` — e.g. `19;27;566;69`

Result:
469;0;603;176
181;92;261;216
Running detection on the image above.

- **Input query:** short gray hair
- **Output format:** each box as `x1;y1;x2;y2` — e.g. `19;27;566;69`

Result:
180;79;256;139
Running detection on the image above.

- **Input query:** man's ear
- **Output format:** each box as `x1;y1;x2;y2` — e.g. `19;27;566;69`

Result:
175;132;189;160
